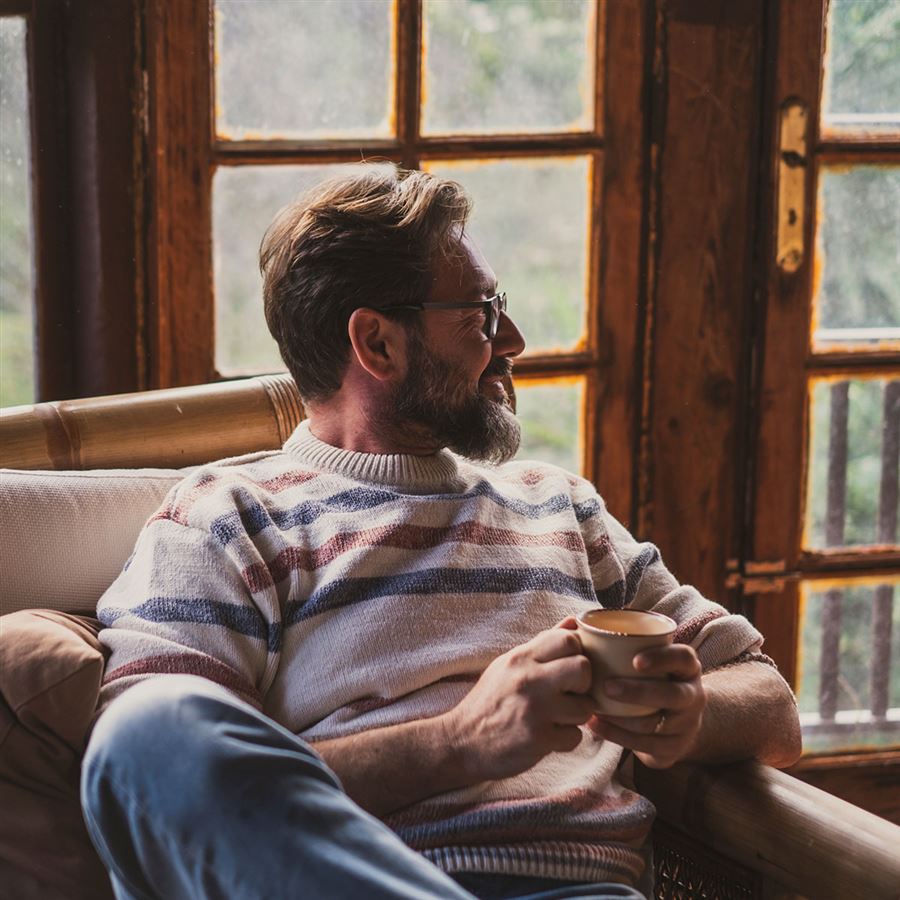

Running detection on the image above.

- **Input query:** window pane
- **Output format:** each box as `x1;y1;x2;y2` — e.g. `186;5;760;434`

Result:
805;377;899;549
214;163;392;375
812;166;900;349
424;157;591;355
822;0;900;133
0;16;35;408
215;0;395;140
422;0;595;136
514;377;585;474
797;579;900;754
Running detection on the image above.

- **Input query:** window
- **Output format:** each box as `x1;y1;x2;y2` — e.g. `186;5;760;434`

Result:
752;0;900;773
156;0;609;477
148;0;645;496
0;9;35;407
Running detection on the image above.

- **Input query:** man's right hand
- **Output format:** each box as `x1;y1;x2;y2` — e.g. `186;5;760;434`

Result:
440;618;596;783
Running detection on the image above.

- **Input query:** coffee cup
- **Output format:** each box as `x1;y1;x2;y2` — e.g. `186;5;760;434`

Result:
575;608;677;716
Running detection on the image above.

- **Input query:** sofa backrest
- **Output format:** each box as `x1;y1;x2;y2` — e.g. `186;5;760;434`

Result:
0;374;305;616
0;468;185;616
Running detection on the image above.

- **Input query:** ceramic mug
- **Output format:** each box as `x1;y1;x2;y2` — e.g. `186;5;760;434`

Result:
575;608;677;716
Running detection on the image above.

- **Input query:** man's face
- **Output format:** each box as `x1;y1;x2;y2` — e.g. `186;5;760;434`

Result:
388;235;526;464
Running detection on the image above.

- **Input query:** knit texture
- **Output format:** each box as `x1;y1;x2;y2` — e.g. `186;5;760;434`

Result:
97;421;768;886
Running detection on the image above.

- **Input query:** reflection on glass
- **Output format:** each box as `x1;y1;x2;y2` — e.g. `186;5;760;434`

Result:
425;157;590;355
805;378;899;549
422;0;594;135
514;377;584;474
0;17;35;408
215;0;394;140
214;164;393;374
822;0;900;133
797;580;900;754
812;166;900;348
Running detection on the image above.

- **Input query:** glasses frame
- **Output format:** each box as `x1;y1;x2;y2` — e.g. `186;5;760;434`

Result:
378;292;507;339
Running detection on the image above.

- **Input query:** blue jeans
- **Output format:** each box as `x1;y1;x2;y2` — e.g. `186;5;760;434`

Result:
81;676;647;900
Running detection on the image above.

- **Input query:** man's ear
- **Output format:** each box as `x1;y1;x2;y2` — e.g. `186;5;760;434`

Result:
347;308;407;382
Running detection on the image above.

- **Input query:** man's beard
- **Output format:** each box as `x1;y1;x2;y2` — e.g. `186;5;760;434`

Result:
390;327;521;464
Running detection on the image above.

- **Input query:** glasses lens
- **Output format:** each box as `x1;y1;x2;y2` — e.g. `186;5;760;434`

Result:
488;293;505;339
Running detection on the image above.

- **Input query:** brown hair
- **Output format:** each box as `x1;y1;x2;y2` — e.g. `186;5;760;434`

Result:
259;165;472;403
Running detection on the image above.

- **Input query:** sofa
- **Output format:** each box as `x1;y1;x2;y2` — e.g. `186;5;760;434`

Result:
1;374;898;900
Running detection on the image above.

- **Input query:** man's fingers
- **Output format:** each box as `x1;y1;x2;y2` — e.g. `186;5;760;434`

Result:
590;718;677;764
552;692;597;725
527;626;584;663
632;643;701;680
603;676;696;712
541;654;593;696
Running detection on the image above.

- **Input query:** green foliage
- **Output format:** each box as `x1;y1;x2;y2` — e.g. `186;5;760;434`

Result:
515;379;583;473
0;17;35;407
824;0;900;119
807;378;897;548
424;0;592;134
817;167;900;332
797;582;900;753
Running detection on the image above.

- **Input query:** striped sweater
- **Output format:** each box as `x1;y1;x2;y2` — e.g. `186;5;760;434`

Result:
97;420;768;887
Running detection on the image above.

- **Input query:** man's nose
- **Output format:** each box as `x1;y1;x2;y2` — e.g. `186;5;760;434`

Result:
492;311;526;358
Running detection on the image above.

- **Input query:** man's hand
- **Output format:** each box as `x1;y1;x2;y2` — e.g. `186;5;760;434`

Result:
588;643;706;770
441;619;596;783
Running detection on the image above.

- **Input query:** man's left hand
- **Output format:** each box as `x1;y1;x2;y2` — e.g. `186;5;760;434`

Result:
588;643;705;769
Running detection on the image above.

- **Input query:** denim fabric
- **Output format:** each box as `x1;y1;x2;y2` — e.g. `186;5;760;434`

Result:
81;675;646;900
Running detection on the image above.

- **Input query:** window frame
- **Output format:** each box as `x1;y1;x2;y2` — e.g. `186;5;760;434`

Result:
750;0;900;792
146;0;647;520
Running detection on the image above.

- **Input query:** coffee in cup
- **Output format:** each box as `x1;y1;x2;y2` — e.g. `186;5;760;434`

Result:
575;608;677;716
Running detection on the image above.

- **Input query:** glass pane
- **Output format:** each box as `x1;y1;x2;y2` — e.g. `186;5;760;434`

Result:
215;0;395;140
0;16;35;408
425;157;591;355
822;0;900;133
797;579;900;754
805;377;899;549
422;0;595;136
214;163;393;374
514;376;585;474
812;166;900;349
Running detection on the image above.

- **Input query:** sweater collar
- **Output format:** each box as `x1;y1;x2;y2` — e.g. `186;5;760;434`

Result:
283;420;463;492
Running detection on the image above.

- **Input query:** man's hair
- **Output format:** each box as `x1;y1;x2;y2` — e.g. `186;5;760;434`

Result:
259;165;472;403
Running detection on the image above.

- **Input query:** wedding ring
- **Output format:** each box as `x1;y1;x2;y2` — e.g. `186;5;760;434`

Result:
652;712;667;734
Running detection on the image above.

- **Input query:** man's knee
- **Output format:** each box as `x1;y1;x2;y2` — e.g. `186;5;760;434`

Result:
82;675;247;821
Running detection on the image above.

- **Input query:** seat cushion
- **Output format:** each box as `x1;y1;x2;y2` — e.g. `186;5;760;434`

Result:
0;467;184;615
0;609;113;899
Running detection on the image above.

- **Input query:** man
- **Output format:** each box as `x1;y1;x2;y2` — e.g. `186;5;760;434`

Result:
81;167;801;900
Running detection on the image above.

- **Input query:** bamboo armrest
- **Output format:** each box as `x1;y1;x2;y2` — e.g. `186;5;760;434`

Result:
635;759;900;900
0;374;304;471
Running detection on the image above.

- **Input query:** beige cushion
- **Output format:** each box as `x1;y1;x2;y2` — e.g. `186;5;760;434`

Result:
0;610;114;899
0;468;184;616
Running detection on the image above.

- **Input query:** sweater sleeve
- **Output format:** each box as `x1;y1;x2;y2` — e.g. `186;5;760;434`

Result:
96;493;282;714
574;480;771;673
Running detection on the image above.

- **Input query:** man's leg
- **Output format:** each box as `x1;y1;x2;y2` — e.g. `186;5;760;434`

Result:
81;675;475;900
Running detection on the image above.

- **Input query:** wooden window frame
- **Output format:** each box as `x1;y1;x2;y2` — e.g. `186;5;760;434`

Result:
749;0;899;811
145;0;648;523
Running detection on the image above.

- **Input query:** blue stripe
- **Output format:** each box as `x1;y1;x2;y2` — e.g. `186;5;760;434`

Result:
99;597;281;652
593;544;661;611
285;566;596;625
624;544;660;606
573;497;603;523
210;479;579;546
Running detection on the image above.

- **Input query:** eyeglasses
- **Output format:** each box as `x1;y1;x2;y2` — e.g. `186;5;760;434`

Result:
378;292;507;340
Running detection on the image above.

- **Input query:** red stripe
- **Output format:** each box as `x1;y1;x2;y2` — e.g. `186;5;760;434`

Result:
673;610;723;645
103;653;262;708
242;520;593;592
151;469;319;527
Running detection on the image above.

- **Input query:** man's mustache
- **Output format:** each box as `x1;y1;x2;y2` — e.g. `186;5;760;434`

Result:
483;358;513;379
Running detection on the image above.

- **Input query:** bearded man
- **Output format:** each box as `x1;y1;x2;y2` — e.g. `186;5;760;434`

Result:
81;167;801;900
